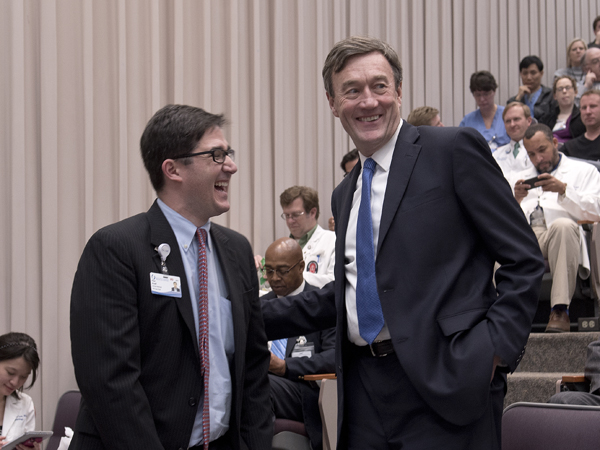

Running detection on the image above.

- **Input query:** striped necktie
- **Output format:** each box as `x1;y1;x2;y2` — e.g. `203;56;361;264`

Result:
196;228;210;450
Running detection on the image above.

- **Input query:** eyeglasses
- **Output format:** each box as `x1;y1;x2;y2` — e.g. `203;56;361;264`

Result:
281;211;305;220
172;147;235;164
555;86;574;93
262;259;304;278
473;91;495;99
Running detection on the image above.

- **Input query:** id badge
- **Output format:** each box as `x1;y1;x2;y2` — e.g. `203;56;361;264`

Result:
150;272;182;298
291;339;315;358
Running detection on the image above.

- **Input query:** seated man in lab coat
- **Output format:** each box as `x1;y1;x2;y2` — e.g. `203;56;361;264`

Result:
512;123;600;332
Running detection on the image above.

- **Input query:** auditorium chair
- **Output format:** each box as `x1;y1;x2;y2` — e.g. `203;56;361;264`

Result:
502;401;600;449
47;390;81;450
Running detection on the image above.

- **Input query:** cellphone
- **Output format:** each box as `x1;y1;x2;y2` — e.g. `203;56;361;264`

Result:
23;437;42;448
523;176;541;189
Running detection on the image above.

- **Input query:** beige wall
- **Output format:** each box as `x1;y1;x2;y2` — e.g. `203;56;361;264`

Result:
2;0;599;431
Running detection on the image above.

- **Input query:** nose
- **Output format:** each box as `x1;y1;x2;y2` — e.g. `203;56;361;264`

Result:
222;156;237;174
359;88;378;108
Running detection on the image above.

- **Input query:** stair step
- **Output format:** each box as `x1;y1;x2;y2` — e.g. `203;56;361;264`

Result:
516;332;600;373
505;372;582;408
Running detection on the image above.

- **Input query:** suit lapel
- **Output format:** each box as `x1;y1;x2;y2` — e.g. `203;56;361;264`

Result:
147;201;199;358
335;164;361;268
377;124;421;254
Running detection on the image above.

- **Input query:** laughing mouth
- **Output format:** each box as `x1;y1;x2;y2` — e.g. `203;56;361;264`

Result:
215;181;228;192
358;115;381;122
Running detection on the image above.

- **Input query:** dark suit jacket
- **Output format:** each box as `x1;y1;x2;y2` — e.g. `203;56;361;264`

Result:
262;283;335;379
263;124;545;436
508;84;556;120
70;201;271;450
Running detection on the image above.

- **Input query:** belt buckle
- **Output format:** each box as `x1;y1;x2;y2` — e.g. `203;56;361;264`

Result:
369;341;388;358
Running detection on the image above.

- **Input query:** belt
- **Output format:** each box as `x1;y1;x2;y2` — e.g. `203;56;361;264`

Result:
353;339;395;358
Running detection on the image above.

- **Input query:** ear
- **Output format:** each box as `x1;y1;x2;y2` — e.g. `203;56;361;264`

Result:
527;117;533;126
298;260;305;272
161;159;183;184
308;207;318;219
326;92;340;118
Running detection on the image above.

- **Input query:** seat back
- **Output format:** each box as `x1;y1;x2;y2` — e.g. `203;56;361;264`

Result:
502;402;600;450
46;390;82;450
272;418;310;450
318;378;337;450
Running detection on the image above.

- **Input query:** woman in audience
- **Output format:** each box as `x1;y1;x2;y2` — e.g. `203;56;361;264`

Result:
554;38;587;82
459;71;509;150
0;332;41;450
538;75;585;143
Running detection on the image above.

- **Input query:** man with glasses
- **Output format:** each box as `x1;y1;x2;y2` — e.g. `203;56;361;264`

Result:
260;237;335;450
279;185;335;288
579;48;600;98
70;104;272;450
493;102;533;178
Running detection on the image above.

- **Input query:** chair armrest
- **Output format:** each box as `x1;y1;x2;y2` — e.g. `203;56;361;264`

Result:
301;373;337;381
558;374;590;394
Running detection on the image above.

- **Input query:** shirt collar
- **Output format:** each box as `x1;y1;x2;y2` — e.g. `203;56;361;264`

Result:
358;119;403;172
295;224;318;248
277;280;306;298
157;198;212;252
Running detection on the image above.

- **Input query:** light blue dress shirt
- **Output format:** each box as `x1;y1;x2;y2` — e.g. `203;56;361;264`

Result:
158;199;234;447
459;106;509;150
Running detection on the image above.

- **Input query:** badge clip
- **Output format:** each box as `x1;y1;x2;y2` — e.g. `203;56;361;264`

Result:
155;243;171;274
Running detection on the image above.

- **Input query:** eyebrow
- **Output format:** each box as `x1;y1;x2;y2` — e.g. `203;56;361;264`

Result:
340;75;389;91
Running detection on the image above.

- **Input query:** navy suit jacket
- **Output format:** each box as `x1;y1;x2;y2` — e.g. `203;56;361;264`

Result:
263;124;545;436
70;201;272;450
262;282;335;379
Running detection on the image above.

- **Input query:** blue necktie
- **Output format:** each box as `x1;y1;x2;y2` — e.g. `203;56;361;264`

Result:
271;338;288;359
356;158;385;344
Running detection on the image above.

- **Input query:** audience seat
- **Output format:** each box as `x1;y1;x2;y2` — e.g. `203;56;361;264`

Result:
271;418;311;450
46;390;81;450
502;401;600;449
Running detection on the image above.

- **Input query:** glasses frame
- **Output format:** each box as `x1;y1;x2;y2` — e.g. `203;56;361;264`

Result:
262;259;304;278
280;211;305;221
172;148;235;164
555;85;574;93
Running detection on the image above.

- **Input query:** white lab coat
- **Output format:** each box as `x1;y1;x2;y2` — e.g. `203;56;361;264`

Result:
493;139;532;179
2;392;35;443
511;153;600;277
302;225;335;288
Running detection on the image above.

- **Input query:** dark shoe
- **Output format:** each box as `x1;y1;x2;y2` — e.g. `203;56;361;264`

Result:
545;309;570;333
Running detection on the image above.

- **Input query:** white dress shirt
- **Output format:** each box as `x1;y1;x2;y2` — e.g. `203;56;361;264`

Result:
344;121;402;346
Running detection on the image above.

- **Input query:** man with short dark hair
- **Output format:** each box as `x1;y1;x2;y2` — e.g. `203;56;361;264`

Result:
563;89;600;160
513;123;600;332
507;55;556;120
406;106;444;127
70;104;272;450
279;186;335;288
494;102;533;177
588;15;600;49
263;36;545;449
340;148;359;175
261;237;335;450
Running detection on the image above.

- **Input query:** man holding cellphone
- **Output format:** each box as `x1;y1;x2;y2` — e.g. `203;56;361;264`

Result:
514;123;600;332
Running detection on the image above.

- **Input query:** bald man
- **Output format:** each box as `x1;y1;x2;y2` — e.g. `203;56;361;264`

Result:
260;238;335;450
579;48;600;98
